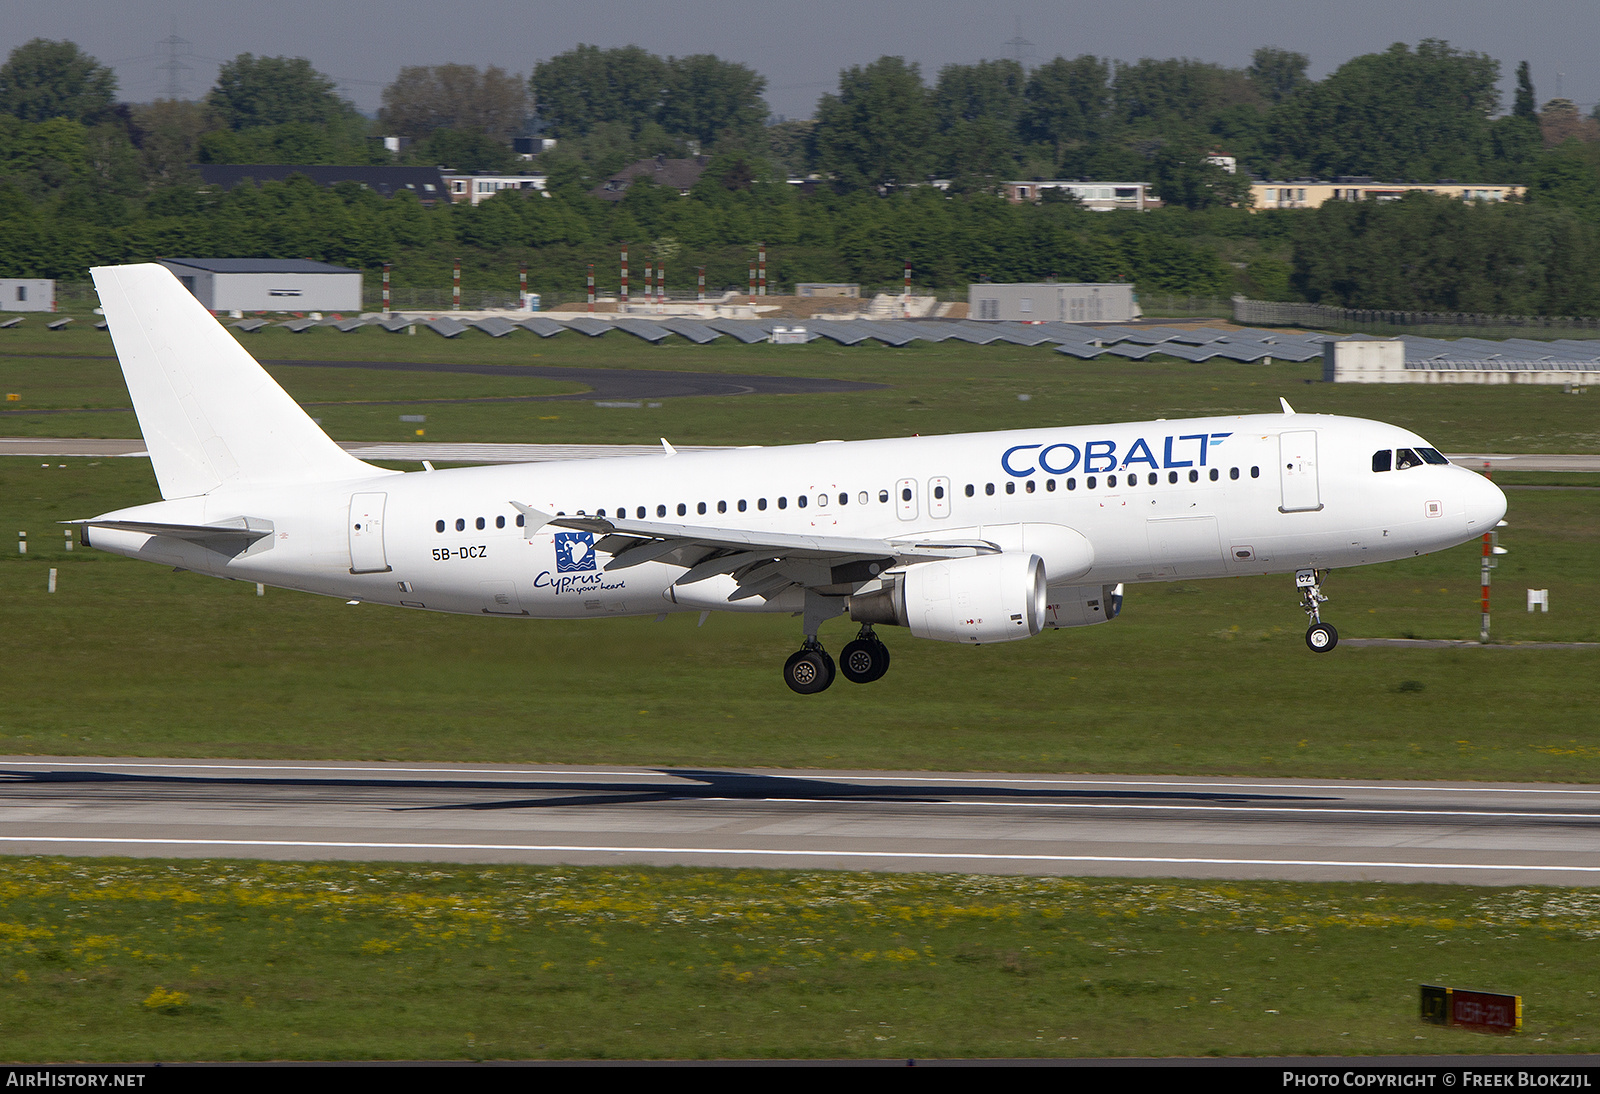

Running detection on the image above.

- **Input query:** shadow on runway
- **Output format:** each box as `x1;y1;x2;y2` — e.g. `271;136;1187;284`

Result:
0;765;1335;813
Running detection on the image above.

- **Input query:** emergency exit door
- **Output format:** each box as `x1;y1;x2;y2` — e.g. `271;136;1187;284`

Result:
1278;431;1322;513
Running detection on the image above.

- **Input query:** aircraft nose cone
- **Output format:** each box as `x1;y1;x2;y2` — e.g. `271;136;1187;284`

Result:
1464;471;1507;532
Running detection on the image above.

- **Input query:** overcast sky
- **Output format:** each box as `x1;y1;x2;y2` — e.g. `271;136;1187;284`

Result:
7;0;1597;120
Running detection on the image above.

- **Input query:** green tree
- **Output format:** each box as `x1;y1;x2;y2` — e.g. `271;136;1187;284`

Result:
0;39;117;125
380;64;528;142
530;45;668;139
1022;55;1111;163
1113;58;1260;135
932;60;1025;189
659;54;768;148
812;57;933;192
1247;47;1310;105
411;127;520;172
208;55;350;130
1265;40;1499;180
1514;61;1537;121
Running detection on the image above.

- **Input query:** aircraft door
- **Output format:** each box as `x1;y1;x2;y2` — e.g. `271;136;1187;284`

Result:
895;478;918;521
347;492;392;573
928;476;951;518
1278;431;1323;513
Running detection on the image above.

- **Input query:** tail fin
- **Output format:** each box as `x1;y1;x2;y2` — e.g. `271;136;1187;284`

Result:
91;263;380;500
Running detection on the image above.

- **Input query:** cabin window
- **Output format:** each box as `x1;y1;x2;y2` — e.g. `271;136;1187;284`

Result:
933;485;944;500
777;497;787;509
1066;478;1076;491
758;498;767;511
516;514;524;527
1251;466;1260;478
1108;474;1118;488
717;501;727;514
1230;467;1240;480
798;495;808;508
857;492;868;505
985;483;995;496
1148;473;1158;485
476;517;485;530
738;499;747;512
1046;479;1056;492
657;505;667;517
839;493;849;506
1209;468;1219;481
1024;480;1035;494
677;503;687;516
1189;469;1199;483
697;502;707;515
636;507;645;518
965;484;975;497
901;487;912;502
815;494;826;508
1086;476;1097;490
1169;471;1179;484
455;518;465;531
496;516;505;528
435;520;445;533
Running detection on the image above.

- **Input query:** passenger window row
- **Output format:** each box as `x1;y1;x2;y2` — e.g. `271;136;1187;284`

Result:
433;466;1263;534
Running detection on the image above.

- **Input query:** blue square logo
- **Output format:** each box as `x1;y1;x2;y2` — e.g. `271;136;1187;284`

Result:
554;531;596;573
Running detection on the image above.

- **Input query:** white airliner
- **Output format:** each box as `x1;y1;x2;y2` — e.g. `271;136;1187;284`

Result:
78;264;1508;693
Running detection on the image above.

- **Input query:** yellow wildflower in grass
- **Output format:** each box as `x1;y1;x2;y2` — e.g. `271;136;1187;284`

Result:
141;986;189;1011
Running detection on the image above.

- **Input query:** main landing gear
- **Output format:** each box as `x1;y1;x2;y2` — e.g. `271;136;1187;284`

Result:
1296;568;1338;653
783;625;892;694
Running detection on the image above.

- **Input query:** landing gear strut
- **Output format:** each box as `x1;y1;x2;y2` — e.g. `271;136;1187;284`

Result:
839;625;891;684
1297;568;1338;653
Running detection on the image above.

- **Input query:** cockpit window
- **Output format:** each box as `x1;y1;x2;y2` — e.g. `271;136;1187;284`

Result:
1417;447;1450;465
1396;448;1422;470
1372;450;1392;472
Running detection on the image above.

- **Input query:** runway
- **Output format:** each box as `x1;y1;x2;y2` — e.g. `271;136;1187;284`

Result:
2;758;1597;885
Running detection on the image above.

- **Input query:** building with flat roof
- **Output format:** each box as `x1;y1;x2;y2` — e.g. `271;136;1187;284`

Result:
440;172;550;205
0;279;53;312
158;259;362;313
969;282;1140;323
1252;179;1523;211
1004;181;1154;211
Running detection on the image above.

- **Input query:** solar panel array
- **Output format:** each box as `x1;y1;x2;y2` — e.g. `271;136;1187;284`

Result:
234;313;1600;368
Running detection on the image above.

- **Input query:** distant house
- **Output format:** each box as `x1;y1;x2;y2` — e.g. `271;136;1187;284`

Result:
439;172;549;205
593;155;711;201
1252;179;1523;211
157;258;362;313
194;165;448;205
1004;181;1155;211
969;282;1140;323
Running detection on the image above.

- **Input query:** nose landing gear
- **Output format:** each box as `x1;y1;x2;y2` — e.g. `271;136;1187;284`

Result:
1297;568;1338;652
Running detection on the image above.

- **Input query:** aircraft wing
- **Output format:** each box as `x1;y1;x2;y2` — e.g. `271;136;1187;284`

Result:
511;502;996;599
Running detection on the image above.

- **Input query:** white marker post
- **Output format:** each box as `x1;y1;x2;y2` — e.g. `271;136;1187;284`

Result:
48;568;56;593
17;530;24;554
257;583;265;596
64;528;73;551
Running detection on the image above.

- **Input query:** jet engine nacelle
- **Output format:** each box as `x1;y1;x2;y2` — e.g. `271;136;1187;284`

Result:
847;552;1047;645
1043;583;1124;629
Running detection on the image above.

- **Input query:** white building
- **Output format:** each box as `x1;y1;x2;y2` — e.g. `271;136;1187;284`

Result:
0;279;54;312
441;173;549;205
157;259;362;313
1003;181;1154;211
969;282;1141;323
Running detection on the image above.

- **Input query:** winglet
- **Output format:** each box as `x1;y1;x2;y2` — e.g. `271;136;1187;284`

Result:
1279;397;1296;414
661;437;677;457
509;501;554;537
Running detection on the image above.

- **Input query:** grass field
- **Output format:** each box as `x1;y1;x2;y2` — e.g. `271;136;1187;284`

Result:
1;858;1595;1061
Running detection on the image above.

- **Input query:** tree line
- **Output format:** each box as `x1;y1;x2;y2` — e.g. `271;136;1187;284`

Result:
1;37;1600;312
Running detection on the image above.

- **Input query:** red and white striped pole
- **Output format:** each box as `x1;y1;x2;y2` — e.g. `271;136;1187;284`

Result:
903;260;911;317
748;260;755;305
697;266;705;302
620;244;629;307
381;263;391;315
657;262;665;308
644;264;653;309
452;258;461;311
758;242;766;297
586;264;595;313
519;262;527;309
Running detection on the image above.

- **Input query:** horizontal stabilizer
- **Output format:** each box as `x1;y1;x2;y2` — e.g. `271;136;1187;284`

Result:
73;516;274;555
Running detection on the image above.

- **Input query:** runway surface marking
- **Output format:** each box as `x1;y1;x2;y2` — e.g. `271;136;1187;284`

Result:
5;836;1600;876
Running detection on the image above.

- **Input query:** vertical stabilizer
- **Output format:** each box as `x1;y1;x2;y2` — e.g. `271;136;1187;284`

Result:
91;263;381;499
